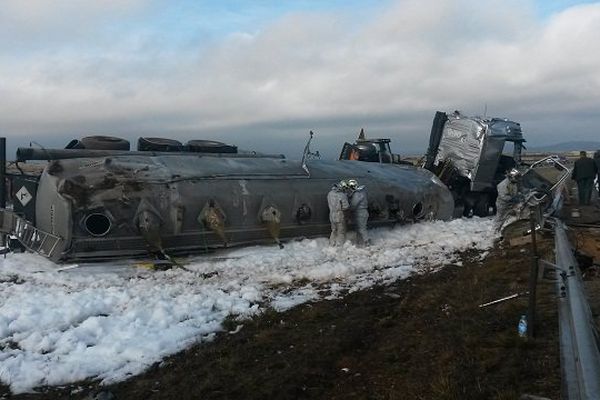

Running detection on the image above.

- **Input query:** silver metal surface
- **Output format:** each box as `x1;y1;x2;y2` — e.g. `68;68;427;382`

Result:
433;112;524;192
554;220;600;400
2;154;454;262
434;115;486;183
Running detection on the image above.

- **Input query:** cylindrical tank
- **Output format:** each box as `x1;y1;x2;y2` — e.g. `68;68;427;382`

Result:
32;155;453;262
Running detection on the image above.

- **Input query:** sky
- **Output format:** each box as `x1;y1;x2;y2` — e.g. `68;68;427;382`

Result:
1;0;599;158
0;218;495;393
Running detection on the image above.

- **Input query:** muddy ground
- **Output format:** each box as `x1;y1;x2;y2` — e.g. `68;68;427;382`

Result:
2;231;564;400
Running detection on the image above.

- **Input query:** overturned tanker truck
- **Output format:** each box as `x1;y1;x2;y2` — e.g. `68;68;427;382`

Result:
0;135;454;263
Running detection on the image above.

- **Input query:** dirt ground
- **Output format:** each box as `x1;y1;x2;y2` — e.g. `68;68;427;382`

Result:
2;232;563;400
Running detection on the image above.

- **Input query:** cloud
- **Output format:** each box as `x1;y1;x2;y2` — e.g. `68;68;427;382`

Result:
1;0;599;156
0;0;148;30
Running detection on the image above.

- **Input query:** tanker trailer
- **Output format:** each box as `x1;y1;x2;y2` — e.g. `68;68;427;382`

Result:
0;138;454;263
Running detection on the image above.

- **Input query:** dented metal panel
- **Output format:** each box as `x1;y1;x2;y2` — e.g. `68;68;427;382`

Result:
433;113;524;192
434;116;486;181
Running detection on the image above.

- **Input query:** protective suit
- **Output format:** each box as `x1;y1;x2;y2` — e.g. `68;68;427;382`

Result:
327;183;350;246
495;171;522;232
349;183;370;246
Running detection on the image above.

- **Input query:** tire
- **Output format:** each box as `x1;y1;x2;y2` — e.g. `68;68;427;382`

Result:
186;140;237;154
473;194;491;217
138;137;183;152
462;204;472;218
65;139;84;149
79;136;130;151
489;189;498;215
461;193;476;218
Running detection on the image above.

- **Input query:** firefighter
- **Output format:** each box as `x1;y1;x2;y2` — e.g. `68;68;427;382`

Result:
327;180;350;246
347;179;371;246
495;168;522;231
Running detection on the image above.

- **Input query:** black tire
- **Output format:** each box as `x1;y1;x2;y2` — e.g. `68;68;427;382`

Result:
489;189;498;215
80;136;130;151
462;204;473;218
186;140;237;154
65;139;84;149
461;193;476;218
138;137;183;152
473;194;491;217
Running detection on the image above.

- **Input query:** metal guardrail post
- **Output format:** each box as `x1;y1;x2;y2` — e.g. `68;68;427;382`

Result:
555;220;600;399
527;209;540;338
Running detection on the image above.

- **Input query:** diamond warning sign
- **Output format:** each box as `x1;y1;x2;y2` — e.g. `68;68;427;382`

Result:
16;186;32;207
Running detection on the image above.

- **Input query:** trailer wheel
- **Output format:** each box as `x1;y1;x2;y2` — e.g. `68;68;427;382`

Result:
462;204;472;218
80;136;130;151
138;137;183;152
461;197;475;218
473;194;491;217
186;140;237;153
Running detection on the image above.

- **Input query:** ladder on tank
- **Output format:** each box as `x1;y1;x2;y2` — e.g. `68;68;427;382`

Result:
0;210;63;258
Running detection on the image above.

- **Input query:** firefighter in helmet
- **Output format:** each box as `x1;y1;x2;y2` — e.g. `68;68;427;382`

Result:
327;180;350;246
347;179;371;246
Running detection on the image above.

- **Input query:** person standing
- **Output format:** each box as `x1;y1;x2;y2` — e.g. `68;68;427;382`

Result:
495;169;522;231
572;151;597;205
347;179;371;246
327;180;350;246
594;150;600;199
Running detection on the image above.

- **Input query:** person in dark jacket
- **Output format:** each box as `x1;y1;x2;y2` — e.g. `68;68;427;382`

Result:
572;151;598;205
594;150;600;198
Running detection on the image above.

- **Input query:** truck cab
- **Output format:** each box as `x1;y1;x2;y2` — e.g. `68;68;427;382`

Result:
423;111;526;217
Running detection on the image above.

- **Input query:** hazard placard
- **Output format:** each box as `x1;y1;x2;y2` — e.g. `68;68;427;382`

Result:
16;186;32;207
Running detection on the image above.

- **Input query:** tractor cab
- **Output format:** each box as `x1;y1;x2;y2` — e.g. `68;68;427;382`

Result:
339;129;403;164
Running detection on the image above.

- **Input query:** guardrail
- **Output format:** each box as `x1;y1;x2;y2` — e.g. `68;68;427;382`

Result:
524;165;600;399
554;219;600;400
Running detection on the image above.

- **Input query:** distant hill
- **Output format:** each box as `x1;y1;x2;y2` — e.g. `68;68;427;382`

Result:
528;141;600;152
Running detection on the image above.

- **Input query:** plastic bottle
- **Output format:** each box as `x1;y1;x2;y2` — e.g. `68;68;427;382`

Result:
518;314;527;337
